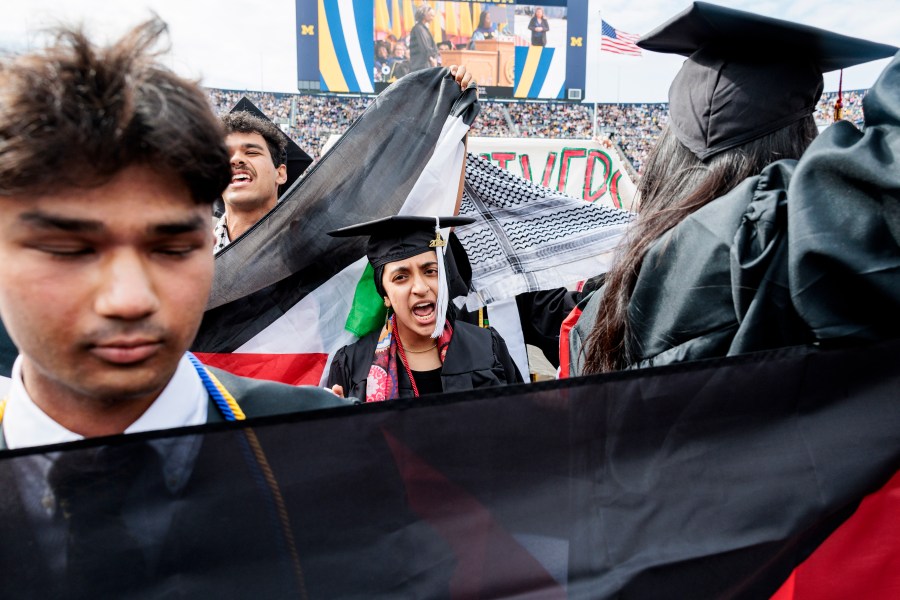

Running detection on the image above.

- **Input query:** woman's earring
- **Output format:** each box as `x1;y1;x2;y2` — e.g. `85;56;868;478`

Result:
384;306;392;329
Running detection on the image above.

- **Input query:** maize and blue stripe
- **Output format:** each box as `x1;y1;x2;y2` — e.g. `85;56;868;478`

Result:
319;0;374;93
514;46;564;99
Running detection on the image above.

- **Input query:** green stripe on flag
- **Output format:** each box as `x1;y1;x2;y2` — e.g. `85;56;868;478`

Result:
344;263;387;337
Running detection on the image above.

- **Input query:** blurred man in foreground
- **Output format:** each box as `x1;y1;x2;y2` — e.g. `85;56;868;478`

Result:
0;19;342;448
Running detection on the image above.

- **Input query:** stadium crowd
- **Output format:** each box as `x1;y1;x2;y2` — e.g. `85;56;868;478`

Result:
207;86;867;173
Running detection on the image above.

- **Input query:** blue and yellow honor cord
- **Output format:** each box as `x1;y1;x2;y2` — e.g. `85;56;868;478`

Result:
186;352;245;421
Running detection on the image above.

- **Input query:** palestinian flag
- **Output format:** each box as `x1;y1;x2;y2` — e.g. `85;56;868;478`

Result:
192;67;479;384
1;338;898;597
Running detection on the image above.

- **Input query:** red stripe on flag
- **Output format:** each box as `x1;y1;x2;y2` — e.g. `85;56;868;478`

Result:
770;468;900;599
194;352;328;386
558;306;583;379
601;37;642;56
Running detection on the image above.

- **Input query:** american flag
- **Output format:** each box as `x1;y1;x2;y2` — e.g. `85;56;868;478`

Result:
601;20;642;56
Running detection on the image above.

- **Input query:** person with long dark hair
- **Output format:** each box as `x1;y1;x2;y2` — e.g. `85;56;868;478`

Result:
568;3;898;376
471;11;497;43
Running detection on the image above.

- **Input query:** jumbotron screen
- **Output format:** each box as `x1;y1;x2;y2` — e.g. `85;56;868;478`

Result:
296;0;593;100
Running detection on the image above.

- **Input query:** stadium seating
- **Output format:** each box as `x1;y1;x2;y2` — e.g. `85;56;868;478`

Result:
207;87;867;174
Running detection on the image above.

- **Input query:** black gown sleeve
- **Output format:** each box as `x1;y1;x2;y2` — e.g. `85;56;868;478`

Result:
326;345;353;394
785;50;900;344
515;288;579;369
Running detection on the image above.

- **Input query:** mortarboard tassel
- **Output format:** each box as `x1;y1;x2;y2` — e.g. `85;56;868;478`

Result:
834;69;844;122
430;217;449;338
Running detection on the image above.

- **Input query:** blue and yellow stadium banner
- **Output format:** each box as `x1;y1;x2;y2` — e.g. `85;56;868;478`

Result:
514;46;564;99
318;0;374;93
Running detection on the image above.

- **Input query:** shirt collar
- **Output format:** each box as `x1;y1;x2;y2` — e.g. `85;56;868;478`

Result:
2;353;208;450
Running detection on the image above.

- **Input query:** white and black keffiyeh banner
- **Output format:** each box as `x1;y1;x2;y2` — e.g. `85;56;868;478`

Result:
457;153;634;308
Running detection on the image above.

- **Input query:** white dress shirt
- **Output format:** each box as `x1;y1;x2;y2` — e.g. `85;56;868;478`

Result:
3;353;208;449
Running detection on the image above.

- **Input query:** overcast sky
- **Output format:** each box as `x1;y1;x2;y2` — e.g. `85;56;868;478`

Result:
1;0;898;102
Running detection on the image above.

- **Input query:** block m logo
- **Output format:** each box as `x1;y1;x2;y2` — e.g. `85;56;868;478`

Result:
570;37;583;47
301;24;315;35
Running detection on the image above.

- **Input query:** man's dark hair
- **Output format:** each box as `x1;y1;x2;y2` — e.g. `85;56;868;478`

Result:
0;19;231;204
220;112;287;168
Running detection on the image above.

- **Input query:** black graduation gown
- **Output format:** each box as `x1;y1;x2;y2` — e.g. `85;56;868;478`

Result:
510;284;601;369
408;22;439;71
327;320;523;400
569;48;900;374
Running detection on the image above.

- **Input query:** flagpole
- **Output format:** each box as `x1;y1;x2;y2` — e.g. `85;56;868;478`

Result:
599;5;603;105
600;6;605;137
583;1;603;106
617;65;621;103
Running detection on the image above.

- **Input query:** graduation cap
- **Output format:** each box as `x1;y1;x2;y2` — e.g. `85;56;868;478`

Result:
638;2;899;160
229;97;313;192
329;216;475;337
